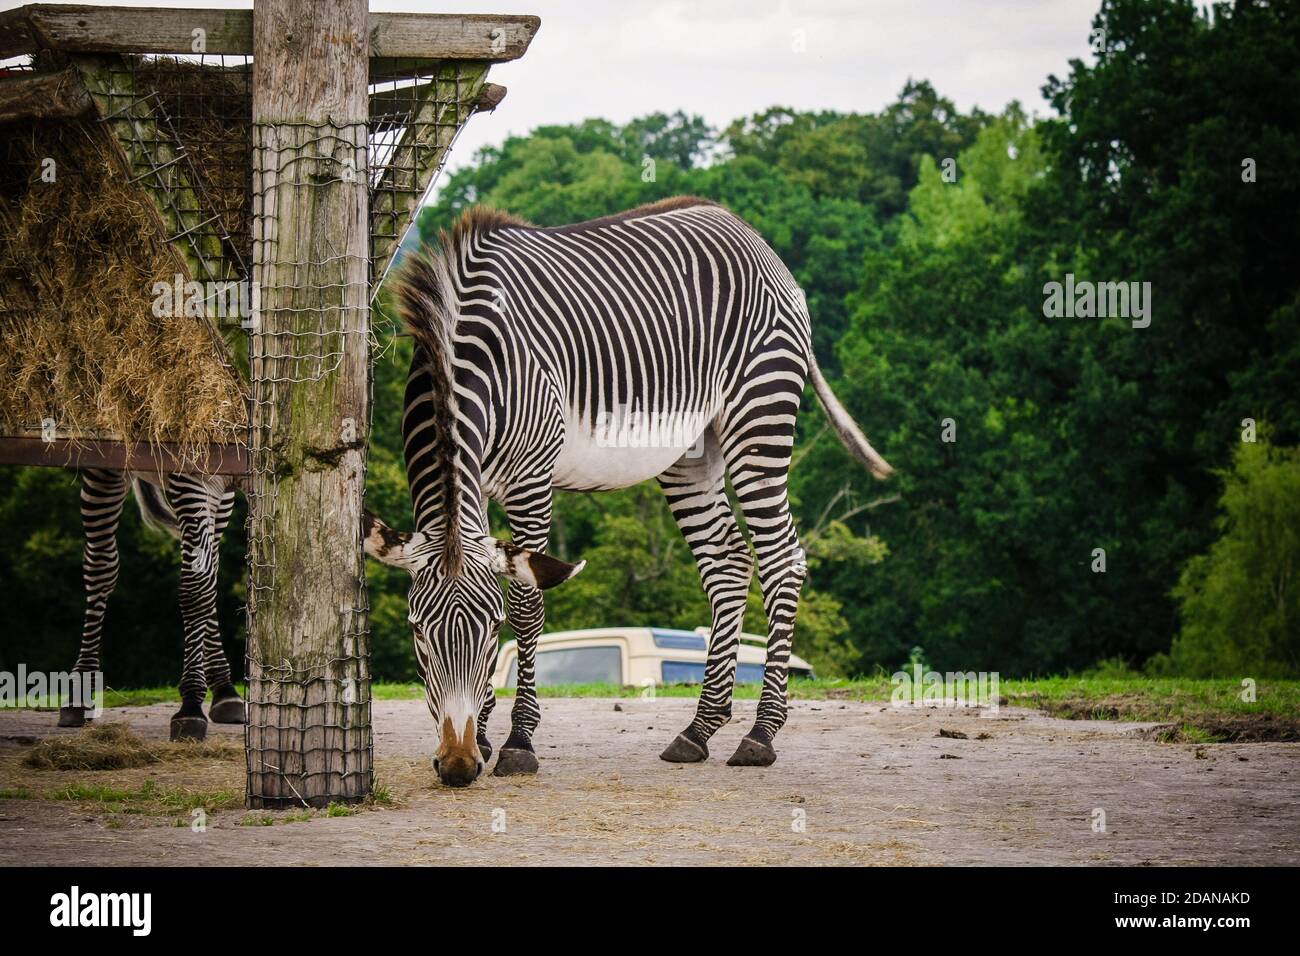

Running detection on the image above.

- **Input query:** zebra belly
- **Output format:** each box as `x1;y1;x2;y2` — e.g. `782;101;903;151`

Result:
550;410;705;492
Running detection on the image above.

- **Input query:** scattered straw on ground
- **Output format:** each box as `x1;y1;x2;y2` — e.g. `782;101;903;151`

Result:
22;722;242;771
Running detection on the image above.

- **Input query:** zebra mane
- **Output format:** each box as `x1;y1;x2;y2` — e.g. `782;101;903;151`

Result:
394;248;464;577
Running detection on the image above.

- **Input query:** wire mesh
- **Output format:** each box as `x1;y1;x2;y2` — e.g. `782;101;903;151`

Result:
97;54;254;310
244;117;373;807
368;60;479;295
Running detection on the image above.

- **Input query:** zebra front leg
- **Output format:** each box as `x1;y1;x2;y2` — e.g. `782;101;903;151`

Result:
494;583;542;775
168;475;221;741
204;485;245;724
493;484;553;777
476;652;497;763
61;469;129;727
657;439;753;763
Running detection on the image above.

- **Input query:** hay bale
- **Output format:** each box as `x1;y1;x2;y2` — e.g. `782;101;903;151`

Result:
0;118;247;458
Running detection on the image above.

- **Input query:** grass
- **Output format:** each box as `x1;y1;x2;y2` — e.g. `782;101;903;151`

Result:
47;778;242;815
9;677;1296;741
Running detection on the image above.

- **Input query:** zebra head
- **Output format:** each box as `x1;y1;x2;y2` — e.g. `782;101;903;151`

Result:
363;510;585;786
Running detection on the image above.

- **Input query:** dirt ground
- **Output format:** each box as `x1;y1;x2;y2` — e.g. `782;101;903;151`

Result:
1;697;1296;865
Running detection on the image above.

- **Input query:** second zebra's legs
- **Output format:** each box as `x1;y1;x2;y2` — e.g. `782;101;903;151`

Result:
166;474;225;741
204;486;245;724
60;469;129;727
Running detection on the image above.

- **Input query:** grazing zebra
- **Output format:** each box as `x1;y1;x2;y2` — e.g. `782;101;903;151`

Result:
363;196;891;787
62;469;246;740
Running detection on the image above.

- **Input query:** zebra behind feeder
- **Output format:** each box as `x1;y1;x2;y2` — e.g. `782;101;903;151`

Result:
365;197;892;787
62;472;246;740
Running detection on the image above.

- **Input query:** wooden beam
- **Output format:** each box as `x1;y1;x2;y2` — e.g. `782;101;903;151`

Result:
474;82;508;114
0;67;93;124
368;13;539;60
247;0;372;810
0;436;249;475
0;5;540;61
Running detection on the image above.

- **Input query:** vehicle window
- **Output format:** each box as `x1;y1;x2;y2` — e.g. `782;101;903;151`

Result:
661;660;706;684
736;663;765;684
662;661;771;684
508;646;622;687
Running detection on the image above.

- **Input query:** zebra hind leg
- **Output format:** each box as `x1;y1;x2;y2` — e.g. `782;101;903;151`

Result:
204;486;245;724
656;435;753;763
62;469;130;727
718;378;807;767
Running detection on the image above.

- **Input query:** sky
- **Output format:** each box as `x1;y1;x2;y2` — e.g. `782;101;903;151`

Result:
5;0;1103;179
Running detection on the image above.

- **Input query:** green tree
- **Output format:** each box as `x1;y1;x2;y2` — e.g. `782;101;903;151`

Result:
1169;435;1300;677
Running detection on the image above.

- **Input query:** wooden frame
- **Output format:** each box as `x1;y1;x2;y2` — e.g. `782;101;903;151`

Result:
0;436;249;475
0;67;93;123
0;4;540;61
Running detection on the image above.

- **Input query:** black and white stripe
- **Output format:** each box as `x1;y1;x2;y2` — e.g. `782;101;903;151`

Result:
63;469;246;740
364;197;890;783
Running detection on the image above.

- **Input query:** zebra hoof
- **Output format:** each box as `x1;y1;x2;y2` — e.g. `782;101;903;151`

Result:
660;733;708;763
726;735;777;767
477;733;493;764
208;696;247;724
169;716;208;742
57;706;88;728
493;747;538;776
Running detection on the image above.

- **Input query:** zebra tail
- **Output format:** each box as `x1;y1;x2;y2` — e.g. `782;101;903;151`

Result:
808;360;893;479
132;478;182;539
393;243;465;576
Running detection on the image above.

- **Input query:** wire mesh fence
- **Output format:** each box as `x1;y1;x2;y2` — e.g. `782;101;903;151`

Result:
244;117;373;807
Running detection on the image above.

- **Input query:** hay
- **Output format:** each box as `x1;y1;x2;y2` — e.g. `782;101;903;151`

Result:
0;118;247;456
24;723;158;770
22;721;244;770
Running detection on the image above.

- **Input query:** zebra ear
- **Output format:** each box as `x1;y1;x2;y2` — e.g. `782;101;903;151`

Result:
480;537;586;590
362;511;431;572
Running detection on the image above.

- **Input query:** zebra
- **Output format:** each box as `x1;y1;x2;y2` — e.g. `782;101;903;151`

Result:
363;196;891;787
60;469;246;740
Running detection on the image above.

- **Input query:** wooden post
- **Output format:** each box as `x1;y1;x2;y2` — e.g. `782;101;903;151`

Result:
246;0;371;807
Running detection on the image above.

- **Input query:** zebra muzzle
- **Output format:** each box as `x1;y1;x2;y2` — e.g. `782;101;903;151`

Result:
435;714;484;787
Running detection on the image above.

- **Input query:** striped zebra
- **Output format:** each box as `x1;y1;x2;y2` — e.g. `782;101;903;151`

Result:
62;469;246;740
364;197;891;787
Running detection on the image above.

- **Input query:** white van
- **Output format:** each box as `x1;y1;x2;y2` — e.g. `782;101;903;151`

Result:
490;626;815;689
